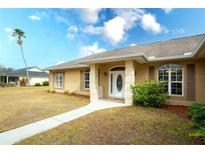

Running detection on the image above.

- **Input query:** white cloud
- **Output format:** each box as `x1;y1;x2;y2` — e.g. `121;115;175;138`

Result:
130;43;137;47
80;8;102;24
103;16;126;45
66;33;75;40
101;9;165;44
4;27;14;41
102;9;143;45
114;9;144;30
82;25;103;35
68;25;78;33
8;35;15;41
172;28;185;35
4;27;13;33
66;25;78;40
35;11;50;19
55;15;69;25
28;15;41;21
56;61;65;65
164;28;170;34
162;8;173;14
81;9;165;45
140;13;163;34
80;42;106;57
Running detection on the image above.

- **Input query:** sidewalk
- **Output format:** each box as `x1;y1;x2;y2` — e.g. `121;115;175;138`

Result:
0;100;127;145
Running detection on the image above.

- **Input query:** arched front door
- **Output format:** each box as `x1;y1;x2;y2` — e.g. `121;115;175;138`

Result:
109;66;125;98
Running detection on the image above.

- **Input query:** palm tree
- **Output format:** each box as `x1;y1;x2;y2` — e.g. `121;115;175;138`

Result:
12;29;30;86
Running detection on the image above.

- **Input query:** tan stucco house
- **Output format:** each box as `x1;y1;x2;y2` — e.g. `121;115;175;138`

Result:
47;34;205;106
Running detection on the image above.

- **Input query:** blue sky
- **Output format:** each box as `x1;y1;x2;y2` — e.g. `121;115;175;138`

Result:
0;8;205;69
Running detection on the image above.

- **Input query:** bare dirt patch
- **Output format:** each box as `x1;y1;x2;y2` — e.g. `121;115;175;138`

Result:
162;105;189;119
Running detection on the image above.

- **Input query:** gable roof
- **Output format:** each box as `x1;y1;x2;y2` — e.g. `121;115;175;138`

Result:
47;33;205;70
0;66;49;77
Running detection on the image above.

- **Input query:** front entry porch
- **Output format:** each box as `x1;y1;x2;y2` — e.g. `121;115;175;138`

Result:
0;76;19;85
90;60;135;105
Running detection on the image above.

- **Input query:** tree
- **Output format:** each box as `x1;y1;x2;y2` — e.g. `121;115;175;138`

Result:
12;29;30;86
0;65;14;72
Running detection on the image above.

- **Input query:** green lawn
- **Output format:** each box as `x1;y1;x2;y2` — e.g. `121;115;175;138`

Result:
0;86;89;132
16;106;201;145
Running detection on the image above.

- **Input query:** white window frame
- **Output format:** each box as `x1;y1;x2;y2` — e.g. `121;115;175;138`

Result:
84;71;90;90
55;73;63;88
158;65;184;97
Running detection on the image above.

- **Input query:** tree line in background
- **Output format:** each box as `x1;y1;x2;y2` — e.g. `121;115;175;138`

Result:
0;65;14;73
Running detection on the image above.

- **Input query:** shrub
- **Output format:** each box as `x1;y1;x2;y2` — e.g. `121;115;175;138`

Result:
190;127;205;143
0;82;6;87
132;80;168;108
64;90;69;95
188;103;205;128
42;81;49;86
0;82;14;87
51;90;56;93
188;103;205;143
35;83;41;86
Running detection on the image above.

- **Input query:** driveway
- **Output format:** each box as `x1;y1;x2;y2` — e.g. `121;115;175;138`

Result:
0;100;127;145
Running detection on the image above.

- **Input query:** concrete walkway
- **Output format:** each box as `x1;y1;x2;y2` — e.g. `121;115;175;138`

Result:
0;100;127;145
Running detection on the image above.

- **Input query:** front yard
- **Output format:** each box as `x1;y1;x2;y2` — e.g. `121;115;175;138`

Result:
0;87;89;132
16;106;201;145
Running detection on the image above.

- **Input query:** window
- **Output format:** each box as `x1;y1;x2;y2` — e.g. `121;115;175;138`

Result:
55;73;63;88
158;64;183;96
84;71;90;89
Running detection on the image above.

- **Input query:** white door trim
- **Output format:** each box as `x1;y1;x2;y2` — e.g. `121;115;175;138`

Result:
108;67;125;99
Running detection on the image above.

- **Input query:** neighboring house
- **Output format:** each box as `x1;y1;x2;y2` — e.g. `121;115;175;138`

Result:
0;66;49;86
47;34;205;106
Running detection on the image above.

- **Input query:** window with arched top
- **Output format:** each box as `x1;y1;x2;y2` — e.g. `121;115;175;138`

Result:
158;64;183;96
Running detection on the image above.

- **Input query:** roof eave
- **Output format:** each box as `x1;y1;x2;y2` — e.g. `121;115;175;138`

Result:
47;65;89;71
147;55;194;62
79;53;148;64
193;35;205;57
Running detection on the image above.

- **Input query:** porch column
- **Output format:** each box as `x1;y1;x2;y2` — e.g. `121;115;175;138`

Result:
6;76;9;84
125;60;135;105
49;71;54;91
90;64;99;103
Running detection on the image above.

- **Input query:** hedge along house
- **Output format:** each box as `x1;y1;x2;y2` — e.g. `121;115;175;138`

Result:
47;34;205;106
0;66;49;86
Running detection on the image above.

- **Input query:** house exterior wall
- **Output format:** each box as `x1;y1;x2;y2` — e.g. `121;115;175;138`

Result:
49;58;205;105
133;58;205;105
30;77;49;86
64;69;80;93
49;68;90;95
195;59;205;103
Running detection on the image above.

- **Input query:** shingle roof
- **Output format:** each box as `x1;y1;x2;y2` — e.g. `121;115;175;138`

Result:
46;59;89;70
0;67;49;77
47;33;205;70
